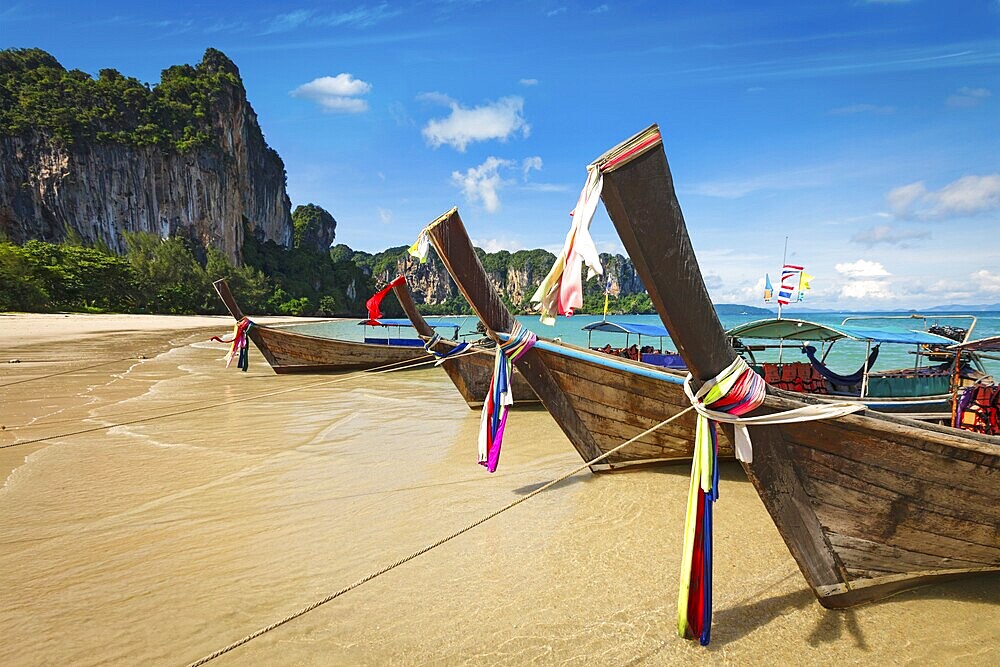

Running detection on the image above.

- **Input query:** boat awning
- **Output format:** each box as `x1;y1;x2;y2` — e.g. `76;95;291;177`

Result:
726;318;956;345
582;320;670;337
358;318;462;328
948;335;1000;352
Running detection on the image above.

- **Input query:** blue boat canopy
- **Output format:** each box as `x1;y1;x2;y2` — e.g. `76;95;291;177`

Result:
358;318;462;329
726;318;955;345
582;320;670;337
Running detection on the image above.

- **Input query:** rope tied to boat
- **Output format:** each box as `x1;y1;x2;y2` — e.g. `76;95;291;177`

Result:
478;322;536;472
211;317;253;372
423;333;470;366
187;404;693;667
677;356;865;646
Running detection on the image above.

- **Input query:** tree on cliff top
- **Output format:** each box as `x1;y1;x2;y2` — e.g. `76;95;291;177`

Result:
291;204;337;252
0;47;244;151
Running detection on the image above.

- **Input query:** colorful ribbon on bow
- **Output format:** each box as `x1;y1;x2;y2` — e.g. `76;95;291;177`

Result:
367;275;407;321
424;333;470;366
530;165;605;325
211;318;253;372
478;324;536;472
678;356;765;645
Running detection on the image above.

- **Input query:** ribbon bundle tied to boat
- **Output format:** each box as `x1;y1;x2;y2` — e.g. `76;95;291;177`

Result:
478;323;536;472
424;333;470;366
678;357;865;645
530;165;605;325
212;317;253;372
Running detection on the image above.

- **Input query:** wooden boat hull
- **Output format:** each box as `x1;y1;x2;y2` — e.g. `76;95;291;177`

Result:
594;124;1000;607
213;279;427;373
424;209;729;470
391;282;537;409
248;324;428;373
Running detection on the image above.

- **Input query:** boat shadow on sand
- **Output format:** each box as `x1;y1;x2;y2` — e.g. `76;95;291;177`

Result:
626;556;999;661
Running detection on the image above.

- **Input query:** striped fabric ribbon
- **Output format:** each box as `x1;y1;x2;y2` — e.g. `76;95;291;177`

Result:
212;318;253;372
423;333;470;366
677;356;764;645
677;357;863;645
477;323;536;472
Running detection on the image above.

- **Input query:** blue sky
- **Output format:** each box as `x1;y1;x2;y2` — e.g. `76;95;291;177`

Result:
2;0;999;309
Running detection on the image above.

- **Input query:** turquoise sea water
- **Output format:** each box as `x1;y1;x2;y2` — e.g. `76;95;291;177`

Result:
290;310;1000;377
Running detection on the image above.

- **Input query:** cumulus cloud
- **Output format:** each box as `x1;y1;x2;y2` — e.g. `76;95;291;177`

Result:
521;156;543;179
473;237;526;253
946;87;991;108
840;281;894;300
452;157;512;212
887;174;1000;219
850;224;930;247
972;269;1000;294
519;78;538;86
291;74;372;112
835;260;891;278
451;155;545;212
422;95;529;151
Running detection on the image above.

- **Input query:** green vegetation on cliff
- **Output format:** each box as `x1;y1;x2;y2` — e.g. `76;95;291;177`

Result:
0;47;244;152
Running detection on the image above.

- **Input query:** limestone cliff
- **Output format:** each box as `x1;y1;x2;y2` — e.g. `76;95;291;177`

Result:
376;247;647;311
0;48;292;263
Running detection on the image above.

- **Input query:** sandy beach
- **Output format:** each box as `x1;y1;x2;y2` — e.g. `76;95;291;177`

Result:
1;314;997;666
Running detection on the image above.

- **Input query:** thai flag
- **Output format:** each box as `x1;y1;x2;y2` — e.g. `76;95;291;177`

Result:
777;264;802;305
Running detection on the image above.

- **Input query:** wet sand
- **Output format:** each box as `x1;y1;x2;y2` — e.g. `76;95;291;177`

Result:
1;315;997;665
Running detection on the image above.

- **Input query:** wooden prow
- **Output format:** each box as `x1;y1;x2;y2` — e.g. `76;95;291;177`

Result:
213;278;246;321
596;125;735;384
595;125;852;603
391;281;435;339
424;208;605;463
425;208;518;336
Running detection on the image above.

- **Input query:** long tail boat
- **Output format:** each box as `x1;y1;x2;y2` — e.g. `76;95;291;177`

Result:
593;124;1000;607
391;280;537;408
422;209;730;470
213;278;435;373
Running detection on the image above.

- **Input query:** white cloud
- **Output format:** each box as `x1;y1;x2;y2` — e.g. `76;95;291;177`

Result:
589;4;609;13
836;260;895;300
835;259;891;278
422;95;529;151
946;86;991;108
840;280;894;300
473;236;526;253
522;182;571;193
291;74;372;113
377;207;392;224
746;86;765;94
521;156;543;179
519;78;538;86
972;269;1000;294
850;224;930;247
887;174;1000;219
452;157;513;213
262;5;401;34
547;7;567;16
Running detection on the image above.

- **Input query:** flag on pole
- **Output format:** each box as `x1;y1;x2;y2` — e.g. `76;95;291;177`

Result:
797;271;813;301
777;264;803;305
763;274;773;302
